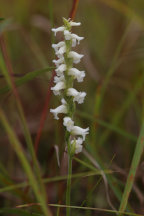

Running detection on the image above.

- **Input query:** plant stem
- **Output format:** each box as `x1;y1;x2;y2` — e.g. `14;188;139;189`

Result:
66;147;72;216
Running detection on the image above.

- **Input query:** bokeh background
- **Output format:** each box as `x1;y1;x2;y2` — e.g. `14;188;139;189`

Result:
0;0;144;215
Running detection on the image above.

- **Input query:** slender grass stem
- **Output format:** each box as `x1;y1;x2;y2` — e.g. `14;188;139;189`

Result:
118;122;144;215
66;153;72;216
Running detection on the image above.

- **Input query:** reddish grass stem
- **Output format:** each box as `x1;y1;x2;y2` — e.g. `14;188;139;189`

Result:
69;0;80;20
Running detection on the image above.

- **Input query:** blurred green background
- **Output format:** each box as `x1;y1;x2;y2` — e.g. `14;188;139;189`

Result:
0;0;144;215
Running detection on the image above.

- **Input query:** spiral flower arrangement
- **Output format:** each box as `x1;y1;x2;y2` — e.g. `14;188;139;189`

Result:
50;18;89;156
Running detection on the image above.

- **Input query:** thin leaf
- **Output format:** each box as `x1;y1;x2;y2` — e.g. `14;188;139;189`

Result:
0;109;52;216
0;170;112;193
77;111;137;142
118;122;144;215
0;67;54;95
0;208;42;216
16;203;144;216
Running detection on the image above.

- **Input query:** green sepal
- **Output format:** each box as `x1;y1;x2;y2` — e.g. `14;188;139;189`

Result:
63;17;71;31
70;139;76;157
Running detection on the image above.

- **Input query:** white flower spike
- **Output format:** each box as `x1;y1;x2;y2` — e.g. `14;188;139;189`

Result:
50;18;89;154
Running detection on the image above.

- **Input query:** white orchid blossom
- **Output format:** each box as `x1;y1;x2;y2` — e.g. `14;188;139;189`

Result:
52;26;65;36
69;21;81;26
71;126;89;141
55;64;67;76
53;57;64;67
50;104;67;120
71;138;83;154
50;99;67;120
63;117;74;132
68;68;85;82
64;30;84;47
67;88;86;104
51;81;65;95
68;51;84;64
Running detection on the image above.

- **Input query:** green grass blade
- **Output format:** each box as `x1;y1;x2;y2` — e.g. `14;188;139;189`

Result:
0;67;54;95
98;71;144;146
77;111;137;141
0;170;112;193
19;203;144;216
118;122;144;215
0;208;42;216
0;109;52;216
0;52;51;201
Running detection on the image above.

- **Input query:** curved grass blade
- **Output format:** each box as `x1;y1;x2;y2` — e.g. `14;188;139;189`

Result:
118;122;144;215
0;170;112;193
0;67;54;95
0;49;52;202
77;110;137;142
98;70;144;146
0;109;52;216
16;203;144;216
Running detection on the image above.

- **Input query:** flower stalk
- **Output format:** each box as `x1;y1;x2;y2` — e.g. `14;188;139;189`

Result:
50;18;89;216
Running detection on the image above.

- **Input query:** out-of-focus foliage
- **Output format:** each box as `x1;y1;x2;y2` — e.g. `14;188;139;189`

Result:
0;0;144;215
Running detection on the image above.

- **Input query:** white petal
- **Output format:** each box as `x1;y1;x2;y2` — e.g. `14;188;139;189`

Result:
52;41;65;52
64;30;72;40
51;81;65;95
50;104;67;120
52;26;65;36
75;144;83;154
71;33;84;44
55;64;67;76
69;21;81;26
53;57;64;67
63;117;74;132
64;31;84;46
71;126;89;140
68;68;85;82
72;38;76;47
67;88;78;97
56;45;66;56
61;98;67;105
68;51;84;64
71;138;83;154
54;75;65;83
67;88;86;104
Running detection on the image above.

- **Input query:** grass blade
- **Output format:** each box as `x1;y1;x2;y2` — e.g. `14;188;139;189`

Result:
0;109;52;216
77;111;137;141
0;67;54;95
118;122;144;215
0;208;42;216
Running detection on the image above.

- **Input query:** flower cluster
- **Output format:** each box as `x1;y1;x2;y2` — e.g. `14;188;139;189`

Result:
50;18;89;154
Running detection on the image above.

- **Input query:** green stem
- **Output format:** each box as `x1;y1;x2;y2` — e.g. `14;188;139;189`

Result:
66;152;72;216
